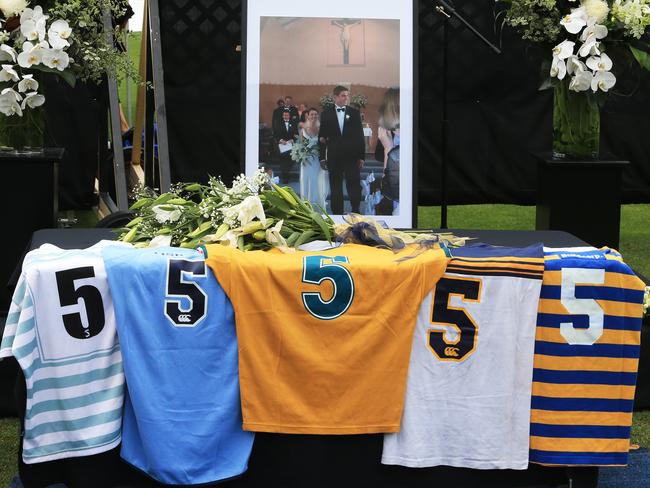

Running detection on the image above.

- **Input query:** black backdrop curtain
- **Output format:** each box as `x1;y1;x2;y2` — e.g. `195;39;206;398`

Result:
158;0;650;204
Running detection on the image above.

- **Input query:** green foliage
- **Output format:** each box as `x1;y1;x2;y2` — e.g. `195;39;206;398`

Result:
46;0;139;84
630;44;650;72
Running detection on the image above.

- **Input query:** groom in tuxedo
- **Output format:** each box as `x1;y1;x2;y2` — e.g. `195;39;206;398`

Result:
319;85;365;214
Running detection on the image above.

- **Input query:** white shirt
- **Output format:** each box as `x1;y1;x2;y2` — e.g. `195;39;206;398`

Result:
335;105;346;133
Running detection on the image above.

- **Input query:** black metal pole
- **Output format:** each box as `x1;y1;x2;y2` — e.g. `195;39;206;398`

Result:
441;14;449;229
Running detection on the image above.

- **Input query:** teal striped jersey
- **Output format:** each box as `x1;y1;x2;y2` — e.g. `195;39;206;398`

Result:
0;241;129;464
529;247;645;466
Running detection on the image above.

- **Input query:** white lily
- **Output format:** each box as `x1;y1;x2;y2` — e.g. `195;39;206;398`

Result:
560;7;588;34
0;91;22;116
569;70;593;91
147;235;172;248
0;44;16;63
551;56;567;80
265;219;288;248
233;195;267;227
578;39;601;57
42;48;69;71
152;204;183;224
566;55;587;75
552;40;575;61
1;87;21;101
21;91;44;109
586;52;613;71
0;64;18;82
0;0;28;18
580;22;608;42
218;230;240;248
18;74;37;92
48;19;71;50
591;70;616;92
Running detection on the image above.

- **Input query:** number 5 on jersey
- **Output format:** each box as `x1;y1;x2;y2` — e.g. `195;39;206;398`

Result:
302;255;355;320
428;277;482;362
165;259;208;327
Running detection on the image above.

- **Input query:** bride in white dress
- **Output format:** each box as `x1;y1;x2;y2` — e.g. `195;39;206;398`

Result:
299;108;328;210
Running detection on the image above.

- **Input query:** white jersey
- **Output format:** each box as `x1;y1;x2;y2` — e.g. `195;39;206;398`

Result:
0;241;129;464
382;244;544;470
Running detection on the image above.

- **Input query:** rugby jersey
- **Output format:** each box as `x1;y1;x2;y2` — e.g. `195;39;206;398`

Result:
0;242;128;464
529;247;645;466
204;243;449;434
383;244;544;469
103;246;254;485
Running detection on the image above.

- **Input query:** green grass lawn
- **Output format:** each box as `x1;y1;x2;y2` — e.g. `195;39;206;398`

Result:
0;204;649;484
118;32;143;127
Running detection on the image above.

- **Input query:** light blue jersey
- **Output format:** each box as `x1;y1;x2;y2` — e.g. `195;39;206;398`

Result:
103;246;254;485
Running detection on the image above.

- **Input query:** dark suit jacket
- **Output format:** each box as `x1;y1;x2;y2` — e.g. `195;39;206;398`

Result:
319;106;365;164
273;120;298;146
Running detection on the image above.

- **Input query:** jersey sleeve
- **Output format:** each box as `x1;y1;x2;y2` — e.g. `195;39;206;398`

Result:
418;248;450;301
0;273;34;359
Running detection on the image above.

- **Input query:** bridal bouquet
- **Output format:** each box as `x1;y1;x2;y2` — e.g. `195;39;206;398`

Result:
290;137;319;166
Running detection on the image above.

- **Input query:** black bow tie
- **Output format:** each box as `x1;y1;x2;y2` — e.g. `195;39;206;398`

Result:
336;108;345;112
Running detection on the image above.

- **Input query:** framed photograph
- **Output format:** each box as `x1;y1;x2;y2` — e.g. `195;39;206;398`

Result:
243;0;416;228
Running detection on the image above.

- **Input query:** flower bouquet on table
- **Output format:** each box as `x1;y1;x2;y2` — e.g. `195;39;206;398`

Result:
497;0;650;158
290;137;319;166
119;169;467;253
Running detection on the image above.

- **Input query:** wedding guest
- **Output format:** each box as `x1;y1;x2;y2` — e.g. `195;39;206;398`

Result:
273;110;298;183
272;98;286;135
377;87;400;215
298;103;307;122
319;85;365;214
284;96;299;123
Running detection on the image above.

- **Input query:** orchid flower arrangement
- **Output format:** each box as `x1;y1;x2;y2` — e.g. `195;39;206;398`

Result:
499;0;650;95
0;1;72;116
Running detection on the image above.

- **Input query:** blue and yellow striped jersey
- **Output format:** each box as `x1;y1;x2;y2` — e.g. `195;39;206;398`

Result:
529;247;645;466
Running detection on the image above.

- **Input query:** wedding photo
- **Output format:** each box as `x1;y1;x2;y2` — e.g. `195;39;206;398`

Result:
253;16;403;218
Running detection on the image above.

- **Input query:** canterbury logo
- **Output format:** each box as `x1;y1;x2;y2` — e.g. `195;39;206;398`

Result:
177;314;192;323
444;347;460;357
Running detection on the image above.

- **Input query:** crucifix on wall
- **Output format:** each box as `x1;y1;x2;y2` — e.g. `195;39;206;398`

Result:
331;19;362;65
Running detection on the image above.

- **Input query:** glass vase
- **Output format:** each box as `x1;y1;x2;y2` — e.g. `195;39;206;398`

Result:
0;107;45;154
552;80;600;159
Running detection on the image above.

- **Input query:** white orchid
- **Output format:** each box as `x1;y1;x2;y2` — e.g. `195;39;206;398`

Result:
0;91;22;116
0;0;28;18
17;73;37;92
586;52;613;71
17;41;46;68
578;39;601;57
48;19;71;50
1;87;21;101
569;70;593;91
591;70;617;91
218;230;241;248
0;63;18;82
20;5;47;24
561;7;588;34
21;91;44;109
580;22;608;42
566;55;587;75
0;44;16;63
551;57;568;79
232;195;267;227
552;40;575;59
152;204;184;224
21;16;47;42
42;48;69;71
582;0;610;23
